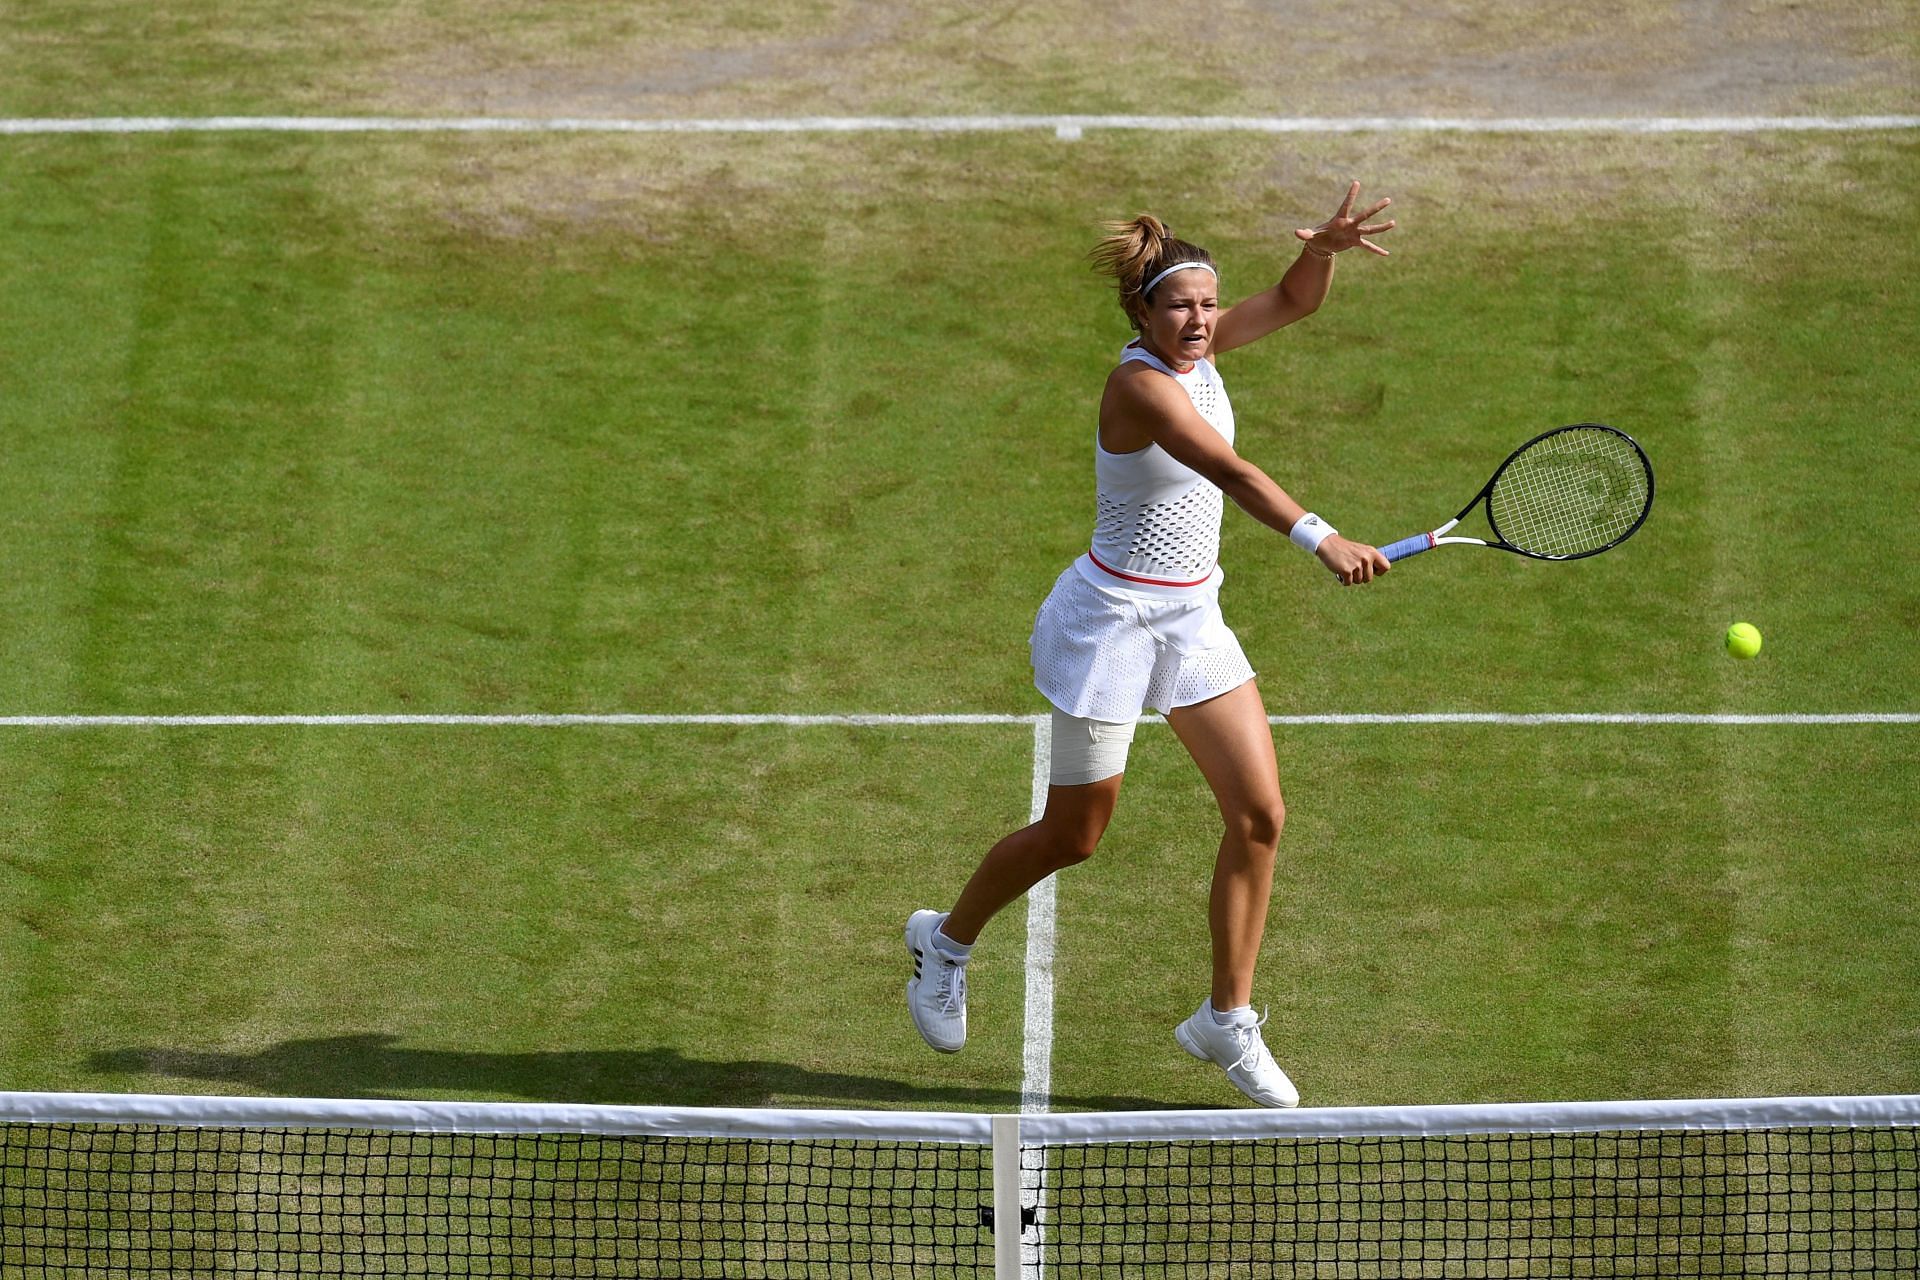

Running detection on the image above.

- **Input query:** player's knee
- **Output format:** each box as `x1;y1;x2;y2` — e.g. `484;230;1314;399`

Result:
1045;821;1106;868
1051;842;1097;870
1231;796;1285;853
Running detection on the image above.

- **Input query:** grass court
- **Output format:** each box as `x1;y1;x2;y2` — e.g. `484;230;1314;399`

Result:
0;5;1915;1124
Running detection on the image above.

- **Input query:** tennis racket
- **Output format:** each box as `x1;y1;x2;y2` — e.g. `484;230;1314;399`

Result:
1381;423;1654;563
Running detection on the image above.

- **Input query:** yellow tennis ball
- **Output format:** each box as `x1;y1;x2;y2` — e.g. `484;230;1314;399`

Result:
1725;622;1763;660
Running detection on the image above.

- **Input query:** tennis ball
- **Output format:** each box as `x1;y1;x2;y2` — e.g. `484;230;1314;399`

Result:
1725;622;1763;660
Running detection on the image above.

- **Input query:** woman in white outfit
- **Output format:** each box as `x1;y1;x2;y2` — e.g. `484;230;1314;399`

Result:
907;183;1397;1107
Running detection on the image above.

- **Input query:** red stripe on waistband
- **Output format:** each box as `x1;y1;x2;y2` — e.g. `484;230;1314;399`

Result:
1086;549;1214;588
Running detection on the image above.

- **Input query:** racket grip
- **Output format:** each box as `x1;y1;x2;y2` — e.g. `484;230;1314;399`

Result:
1380;533;1435;563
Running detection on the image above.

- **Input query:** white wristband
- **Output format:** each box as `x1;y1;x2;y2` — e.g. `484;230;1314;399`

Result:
1290;513;1337;554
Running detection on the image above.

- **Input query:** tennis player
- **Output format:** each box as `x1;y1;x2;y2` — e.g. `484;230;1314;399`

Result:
906;183;1396;1107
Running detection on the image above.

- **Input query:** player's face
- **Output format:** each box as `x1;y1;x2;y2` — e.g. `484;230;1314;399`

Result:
1140;270;1219;369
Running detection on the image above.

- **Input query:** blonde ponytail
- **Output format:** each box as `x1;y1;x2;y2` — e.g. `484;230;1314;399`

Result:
1088;215;1215;332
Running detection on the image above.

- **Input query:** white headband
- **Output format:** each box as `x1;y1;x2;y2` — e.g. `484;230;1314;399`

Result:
1141;260;1218;297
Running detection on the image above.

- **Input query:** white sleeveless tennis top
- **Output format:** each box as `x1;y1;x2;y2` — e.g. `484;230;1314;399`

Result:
1076;341;1236;600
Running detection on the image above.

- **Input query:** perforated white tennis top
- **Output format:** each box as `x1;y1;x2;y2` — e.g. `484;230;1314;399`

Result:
1077;342;1236;600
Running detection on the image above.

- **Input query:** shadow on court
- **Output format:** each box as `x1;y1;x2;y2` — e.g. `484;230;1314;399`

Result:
86;1036;1198;1111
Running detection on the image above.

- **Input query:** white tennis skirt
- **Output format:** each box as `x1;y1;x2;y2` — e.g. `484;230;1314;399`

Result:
1030;557;1256;722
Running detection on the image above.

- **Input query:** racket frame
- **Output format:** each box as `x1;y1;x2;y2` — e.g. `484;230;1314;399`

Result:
1382;423;1653;563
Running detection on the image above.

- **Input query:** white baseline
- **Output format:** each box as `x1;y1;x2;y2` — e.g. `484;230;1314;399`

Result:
3;114;1918;138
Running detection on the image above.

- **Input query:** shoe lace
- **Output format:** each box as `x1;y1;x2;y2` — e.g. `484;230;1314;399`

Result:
1227;1008;1274;1075
935;958;967;1013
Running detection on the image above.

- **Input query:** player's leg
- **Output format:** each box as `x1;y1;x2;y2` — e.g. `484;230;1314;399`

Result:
907;711;1132;1053
1164;678;1298;1106
1164;678;1285;1009
941;772;1122;945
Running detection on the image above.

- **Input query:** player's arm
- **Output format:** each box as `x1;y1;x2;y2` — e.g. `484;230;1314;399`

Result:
1210;181;1396;358
1209;249;1336;356
1103;369;1390;585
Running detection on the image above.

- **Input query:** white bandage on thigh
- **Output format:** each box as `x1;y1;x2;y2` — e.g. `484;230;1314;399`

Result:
1049;709;1138;786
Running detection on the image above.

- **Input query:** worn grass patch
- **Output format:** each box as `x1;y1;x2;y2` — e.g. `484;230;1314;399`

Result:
1;1;1913;117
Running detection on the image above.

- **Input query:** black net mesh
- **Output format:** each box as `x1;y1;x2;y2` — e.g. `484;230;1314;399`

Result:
3;1109;1917;1277
0;1124;993;1277
1030;1126;1919;1277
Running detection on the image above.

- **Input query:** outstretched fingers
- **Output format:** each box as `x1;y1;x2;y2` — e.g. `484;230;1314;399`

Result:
1300;184;1397;256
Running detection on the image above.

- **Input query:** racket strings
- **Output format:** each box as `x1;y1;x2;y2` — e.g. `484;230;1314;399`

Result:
1488;428;1650;558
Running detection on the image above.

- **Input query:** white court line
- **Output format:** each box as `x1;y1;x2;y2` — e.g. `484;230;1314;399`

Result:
1021;715;1056;1115
1020;714;1055;1278
0;713;1036;727
3;114;1917;138
0;712;1912;727
1261;712;1920;725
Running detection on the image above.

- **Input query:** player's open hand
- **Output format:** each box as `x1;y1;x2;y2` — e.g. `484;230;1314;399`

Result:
1318;535;1391;586
1297;181;1396;257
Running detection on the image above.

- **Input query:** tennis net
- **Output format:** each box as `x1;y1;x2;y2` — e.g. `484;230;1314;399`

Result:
1;1091;1914;1276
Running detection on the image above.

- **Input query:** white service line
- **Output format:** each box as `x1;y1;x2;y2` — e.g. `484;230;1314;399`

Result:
1264;712;1920;725
0;713;1038;727
3;114;1917;138
0;712;1912;728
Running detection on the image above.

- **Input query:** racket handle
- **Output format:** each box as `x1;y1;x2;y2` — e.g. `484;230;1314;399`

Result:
1381;533;1435;562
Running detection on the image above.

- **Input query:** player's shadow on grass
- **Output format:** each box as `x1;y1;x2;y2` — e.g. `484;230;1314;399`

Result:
88;1036;1195;1111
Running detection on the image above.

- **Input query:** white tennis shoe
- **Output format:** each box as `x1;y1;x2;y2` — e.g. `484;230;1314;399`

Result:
905;910;968;1054
1175;999;1300;1108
